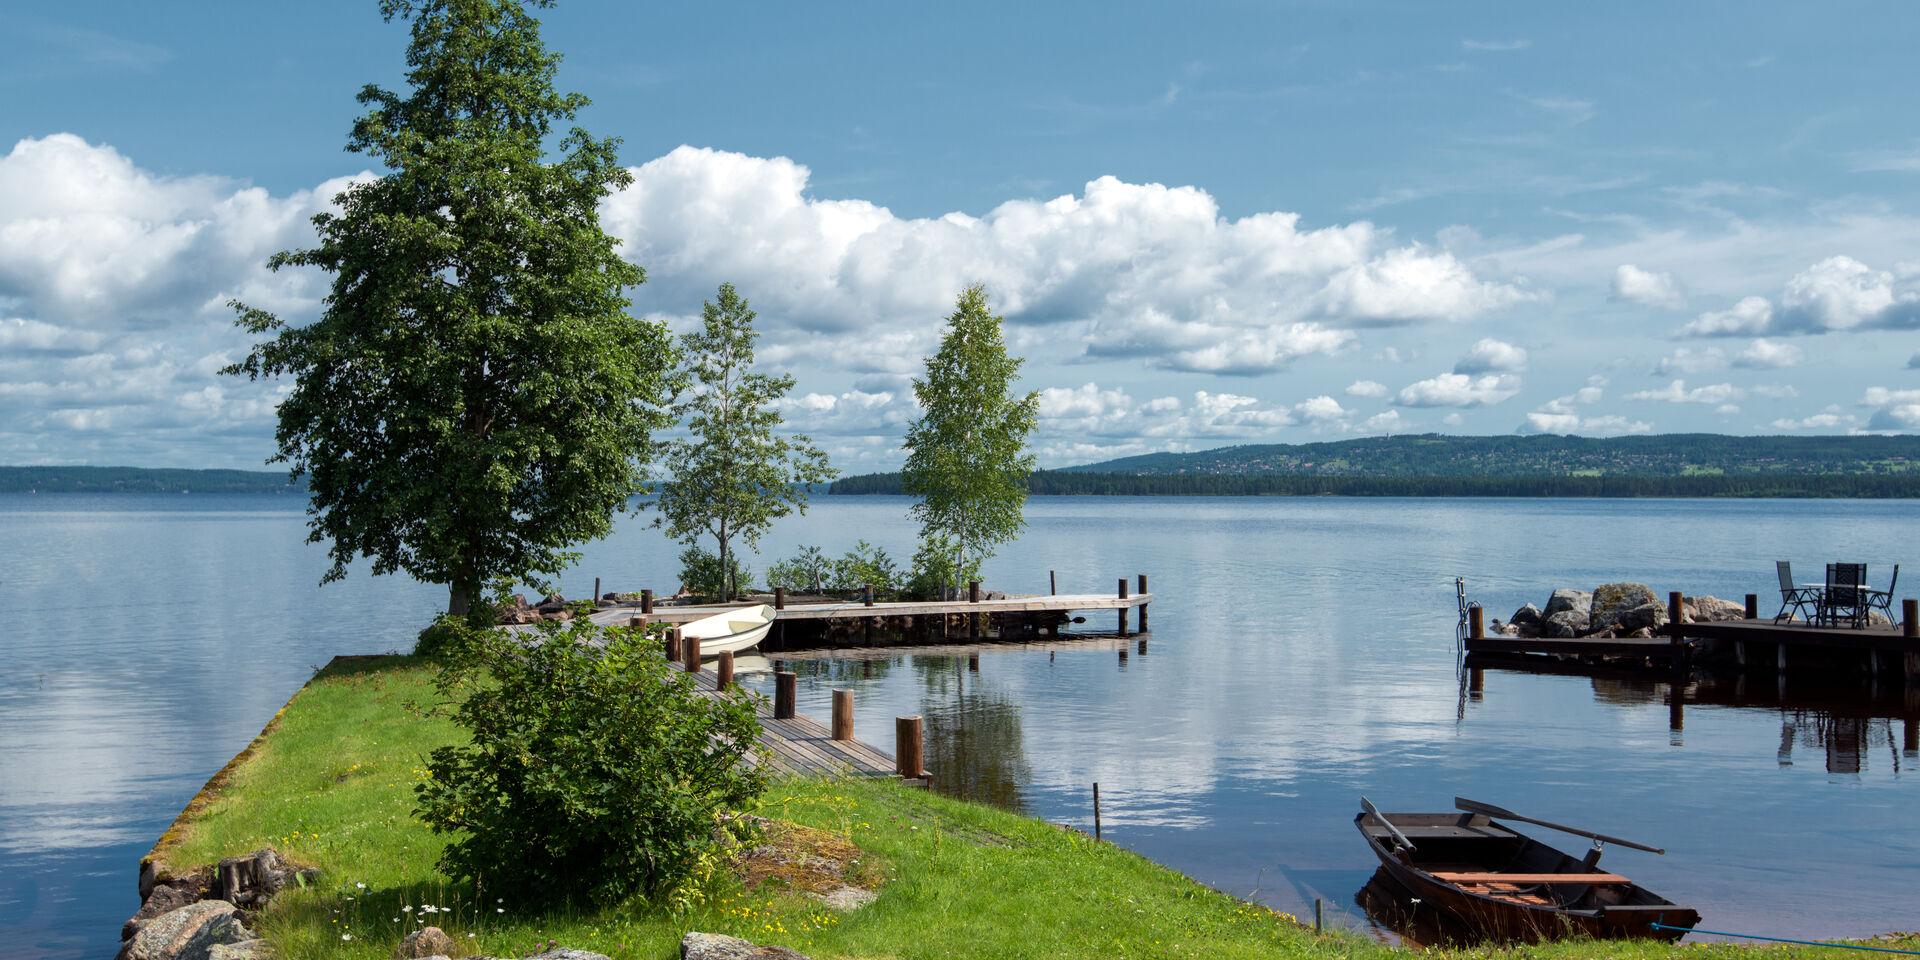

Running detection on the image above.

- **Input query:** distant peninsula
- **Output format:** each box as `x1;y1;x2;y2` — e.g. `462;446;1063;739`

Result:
0;466;303;494
832;434;1920;498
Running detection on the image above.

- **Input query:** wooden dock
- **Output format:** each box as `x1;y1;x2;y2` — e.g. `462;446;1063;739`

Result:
1462;591;1920;684
670;648;925;783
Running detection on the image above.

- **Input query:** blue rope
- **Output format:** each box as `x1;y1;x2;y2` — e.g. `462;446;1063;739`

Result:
1650;923;1920;955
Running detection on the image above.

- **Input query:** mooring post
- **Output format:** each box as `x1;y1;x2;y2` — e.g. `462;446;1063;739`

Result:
968;579;980;640
1049;570;1057;596
1093;782;1102;841
832;689;854;741
1117;577;1130;637
773;586;787;646
968;652;979;672
775;586;786;610
716;650;734;690
628;614;643;630
1906;598;1920;685
1314;898;1324;934
1469;605;1485;640
593;577;600;604
864;583;874;608
1137;573;1149;632
774;670;796;719
895;715;925;779
1468;667;1485;697
641;588;654;615
1744;593;1759;620
1906;598;1919;639
683;632;702;674
1905;717;1918;756
666;625;683;662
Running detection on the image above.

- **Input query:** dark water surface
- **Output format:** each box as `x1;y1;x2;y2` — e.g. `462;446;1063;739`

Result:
4;494;1916;957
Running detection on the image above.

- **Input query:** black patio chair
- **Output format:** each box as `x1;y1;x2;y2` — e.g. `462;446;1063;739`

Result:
1865;564;1899;623
1774;560;1818;623
1823;562;1868;629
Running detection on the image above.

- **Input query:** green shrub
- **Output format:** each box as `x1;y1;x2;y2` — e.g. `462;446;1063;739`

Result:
677;545;752;601
907;533;980;600
766;545;831;592
411;615;466;660
832;539;899;596
414;617;765;907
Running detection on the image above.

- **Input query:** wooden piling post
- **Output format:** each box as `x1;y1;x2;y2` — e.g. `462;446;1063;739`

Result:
1667;591;1684;633
1468;667;1485;696
968;579;980;640
1137;573;1149;632
865;583;875;607
967;652;979;672
641;588;653;615
629;615;643;630
1092;782;1102;841
1469;605;1485;640
1904;717;1917;756
775;586;786;610
774;671;796;720
1314;898;1324;934
716;650;734;690
1668;592;1688;685
831;689;854;740
666;625;682;662
683;632;701;673
1744;593;1758;620
1117;577;1130;637
593;576;600;603
1905;599;1919;638
1049;570;1057;596
895;715;925;779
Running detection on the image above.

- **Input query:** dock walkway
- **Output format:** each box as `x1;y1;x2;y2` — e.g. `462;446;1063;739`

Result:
670;654;915;782
590;592;1151;626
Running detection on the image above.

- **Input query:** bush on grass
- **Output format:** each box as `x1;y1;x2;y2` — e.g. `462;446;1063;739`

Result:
415;617;765;906
678;545;752;601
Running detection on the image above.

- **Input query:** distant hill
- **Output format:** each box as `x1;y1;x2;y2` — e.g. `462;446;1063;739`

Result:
830;434;1920;498
0;466;304;494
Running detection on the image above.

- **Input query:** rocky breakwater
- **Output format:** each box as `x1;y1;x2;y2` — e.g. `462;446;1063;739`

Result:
1492;582;1749;641
119;848;316;960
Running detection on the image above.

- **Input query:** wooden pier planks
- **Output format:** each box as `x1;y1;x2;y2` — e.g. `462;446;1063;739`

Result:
674;654;909;781
594;592;1152;626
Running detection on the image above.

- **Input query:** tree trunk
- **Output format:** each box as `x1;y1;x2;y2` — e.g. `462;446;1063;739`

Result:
447;580;478;618
718;525;731;601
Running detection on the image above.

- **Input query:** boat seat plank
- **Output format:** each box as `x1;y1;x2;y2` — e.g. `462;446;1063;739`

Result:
1431;871;1629;884
1363;824;1516;839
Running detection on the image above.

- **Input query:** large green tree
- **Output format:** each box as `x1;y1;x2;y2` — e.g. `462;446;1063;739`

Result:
901;284;1039;594
226;0;675;615
654;283;834;600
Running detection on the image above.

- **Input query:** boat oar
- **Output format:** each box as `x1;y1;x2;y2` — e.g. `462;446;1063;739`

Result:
1455;797;1665;854
1360;796;1416;853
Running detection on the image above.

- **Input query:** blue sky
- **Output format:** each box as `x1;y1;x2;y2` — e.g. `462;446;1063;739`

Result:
6;1;1920;470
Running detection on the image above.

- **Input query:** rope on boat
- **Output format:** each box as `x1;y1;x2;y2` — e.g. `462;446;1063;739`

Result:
1650;923;1920;955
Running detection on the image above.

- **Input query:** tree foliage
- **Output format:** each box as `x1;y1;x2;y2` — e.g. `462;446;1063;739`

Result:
225;0;675;614
901;285;1038;591
415;617;764;905
654;283;834;599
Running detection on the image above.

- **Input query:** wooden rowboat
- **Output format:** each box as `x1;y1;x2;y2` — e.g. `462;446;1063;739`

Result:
1355;797;1700;942
678;604;774;655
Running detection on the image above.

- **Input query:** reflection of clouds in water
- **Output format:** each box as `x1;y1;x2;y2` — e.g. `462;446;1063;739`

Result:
0;808;152;856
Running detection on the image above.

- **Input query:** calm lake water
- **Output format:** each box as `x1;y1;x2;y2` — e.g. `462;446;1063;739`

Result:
4;493;1917;958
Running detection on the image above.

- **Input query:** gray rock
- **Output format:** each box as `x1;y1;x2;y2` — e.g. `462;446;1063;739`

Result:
1544;588;1592;618
208;941;274;960
126;871;215;940
529;950;614;960
217;848;314;908
1610;601;1669;635
119;900;251;960
812;885;878;911
1509;604;1543;628
1544;610;1588;638
1684;595;1747;623
680;932;810;960
1589;583;1658;633
395;927;456;959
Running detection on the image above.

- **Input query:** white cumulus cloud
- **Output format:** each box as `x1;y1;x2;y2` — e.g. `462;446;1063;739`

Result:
1452;337;1528;373
1683;256;1920;337
1394;372;1522;408
1344;379;1389;398
1611;264;1684;309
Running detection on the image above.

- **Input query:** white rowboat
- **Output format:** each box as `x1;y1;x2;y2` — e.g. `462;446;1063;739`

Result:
677;604;774;655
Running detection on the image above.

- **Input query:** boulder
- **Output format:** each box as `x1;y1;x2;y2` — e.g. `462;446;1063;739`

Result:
119;900;251;960
1684;595;1747;623
1544;610;1588;638
1589;583;1658;633
126;869;215;940
1544;588;1592;618
1510;604;1543;628
217;848;315;908
1610;601;1668;635
680;932;810;960
1625;626;1654;639
208;942;274;960
394;927;459;959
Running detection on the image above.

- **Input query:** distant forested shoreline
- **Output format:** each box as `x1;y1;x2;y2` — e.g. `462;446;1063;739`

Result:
0;466;303;494
830;433;1920;499
830;470;1920;498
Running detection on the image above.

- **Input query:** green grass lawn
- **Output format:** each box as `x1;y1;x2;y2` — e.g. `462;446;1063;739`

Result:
155;656;1916;960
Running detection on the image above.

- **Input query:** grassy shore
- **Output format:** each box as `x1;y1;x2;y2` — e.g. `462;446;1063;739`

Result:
154;656;1913;960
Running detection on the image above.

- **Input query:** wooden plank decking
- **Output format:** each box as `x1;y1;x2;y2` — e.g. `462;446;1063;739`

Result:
1668;617;1919;653
672;656;916;782
594;592;1151;626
